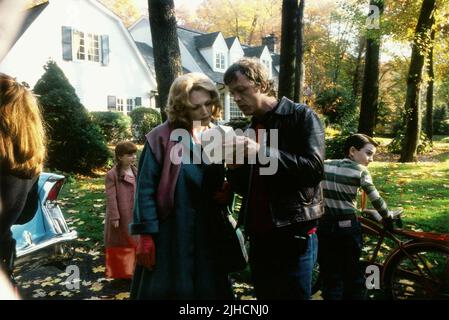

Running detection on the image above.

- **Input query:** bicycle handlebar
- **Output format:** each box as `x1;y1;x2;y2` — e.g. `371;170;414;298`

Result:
362;208;403;223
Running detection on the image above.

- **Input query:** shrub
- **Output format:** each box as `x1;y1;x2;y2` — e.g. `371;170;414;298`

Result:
325;132;352;159
129;107;162;143
387;130;433;155
433;105;449;135
90;111;132;143
34;60;110;174
224;117;251;130
315;88;358;133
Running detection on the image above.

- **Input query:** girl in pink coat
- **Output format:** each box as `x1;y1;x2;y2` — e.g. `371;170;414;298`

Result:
104;141;138;279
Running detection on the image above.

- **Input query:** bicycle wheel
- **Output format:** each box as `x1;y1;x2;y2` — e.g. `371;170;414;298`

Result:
383;242;449;299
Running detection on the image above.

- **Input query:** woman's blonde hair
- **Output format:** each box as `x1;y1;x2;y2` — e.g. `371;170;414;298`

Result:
0;73;46;178
166;73;222;130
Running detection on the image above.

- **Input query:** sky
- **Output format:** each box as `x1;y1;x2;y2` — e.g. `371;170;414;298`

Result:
132;0;204;14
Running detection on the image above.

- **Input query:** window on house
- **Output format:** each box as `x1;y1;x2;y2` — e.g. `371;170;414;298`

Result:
215;52;225;70
73;29;100;62
73;30;85;60
230;98;243;119
107;95;116;111
117;98;124;112
135;97;142;107
127;98;134;112
87;33;100;62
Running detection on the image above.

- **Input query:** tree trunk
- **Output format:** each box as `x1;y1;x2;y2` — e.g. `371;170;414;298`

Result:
294;0;305;103
148;0;182;121
246;14;258;45
358;0;384;137
425;27;435;141
278;0;298;100
352;36;366;100
400;0;436;162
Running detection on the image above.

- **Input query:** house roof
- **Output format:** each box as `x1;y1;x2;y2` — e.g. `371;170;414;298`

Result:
225;36;238;49
135;42;156;77
272;53;280;66
243;46;265;58
10;1;49;50
178;27;225;84
194;31;220;49
130;19;279;86
136;41;190;75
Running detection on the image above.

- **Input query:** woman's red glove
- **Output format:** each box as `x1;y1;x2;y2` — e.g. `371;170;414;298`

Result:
136;235;156;270
213;181;233;205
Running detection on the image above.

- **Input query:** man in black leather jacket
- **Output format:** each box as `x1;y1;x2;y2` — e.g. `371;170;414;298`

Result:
224;58;325;300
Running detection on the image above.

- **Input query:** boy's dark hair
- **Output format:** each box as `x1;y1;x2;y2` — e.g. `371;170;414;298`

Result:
223;57;277;97
344;133;378;157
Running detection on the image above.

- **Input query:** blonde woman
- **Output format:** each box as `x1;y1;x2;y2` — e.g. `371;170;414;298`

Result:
0;73;46;279
130;73;234;299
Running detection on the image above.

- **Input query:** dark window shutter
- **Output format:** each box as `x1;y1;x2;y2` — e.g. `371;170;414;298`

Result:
107;95;116;110
134;97;142;107
61;26;72;61
101;35;109;66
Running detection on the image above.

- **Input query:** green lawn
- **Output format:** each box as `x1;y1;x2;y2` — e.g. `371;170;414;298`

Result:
367;135;449;234
55;136;449;299
60;135;449;248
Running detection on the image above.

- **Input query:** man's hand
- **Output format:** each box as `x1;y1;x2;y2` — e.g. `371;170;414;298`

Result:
136;235;156;270
111;220;119;228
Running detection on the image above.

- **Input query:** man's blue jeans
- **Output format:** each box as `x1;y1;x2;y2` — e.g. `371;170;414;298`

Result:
249;230;318;300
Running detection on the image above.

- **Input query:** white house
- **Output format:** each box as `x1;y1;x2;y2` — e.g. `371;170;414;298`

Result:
0;0;157;113
129;16;280;121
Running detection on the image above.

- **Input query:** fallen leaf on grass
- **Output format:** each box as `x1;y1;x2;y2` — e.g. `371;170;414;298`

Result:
32;289;46;298
92;266;105;273
114;292;130;300
60;291;73;297
90;282;104;292
240;295;256;300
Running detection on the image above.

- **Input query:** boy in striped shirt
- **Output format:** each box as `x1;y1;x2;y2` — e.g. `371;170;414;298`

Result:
318;133;393;300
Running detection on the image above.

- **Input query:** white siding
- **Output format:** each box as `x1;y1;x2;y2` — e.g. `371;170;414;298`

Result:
229;40;244;64
212;34;228;72
199;47;214;71
259;46;273;79
0;0;156;112
129;18;152;46
179;41;202;73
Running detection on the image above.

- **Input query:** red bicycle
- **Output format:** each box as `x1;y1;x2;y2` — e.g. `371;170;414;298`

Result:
313;195;449;299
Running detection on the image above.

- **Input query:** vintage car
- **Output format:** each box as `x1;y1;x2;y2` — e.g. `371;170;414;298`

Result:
11;172;77;274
